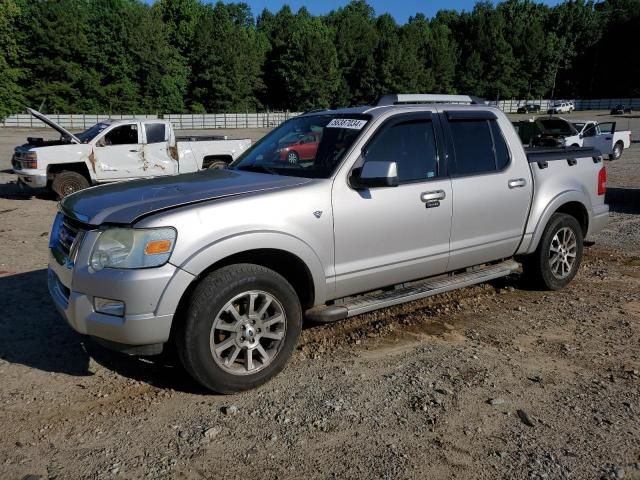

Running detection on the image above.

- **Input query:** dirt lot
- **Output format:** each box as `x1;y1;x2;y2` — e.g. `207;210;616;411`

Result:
0;113;639;480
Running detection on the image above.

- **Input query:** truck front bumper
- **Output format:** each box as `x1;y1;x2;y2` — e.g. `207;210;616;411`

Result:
13;169;47;189
48;249;194;348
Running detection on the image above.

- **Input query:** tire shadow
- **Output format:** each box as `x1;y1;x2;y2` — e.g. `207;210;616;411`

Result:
0;179;55;200
0;269;207;393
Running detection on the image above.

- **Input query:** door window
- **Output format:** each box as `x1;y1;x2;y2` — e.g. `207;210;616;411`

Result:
145;123;166;144
448;119;511;175
598;122;615;134
102;124;139;146
363;119;438;183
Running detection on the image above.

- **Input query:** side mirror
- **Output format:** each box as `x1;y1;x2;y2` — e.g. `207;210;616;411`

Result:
579;134;584;139
352;161;399;188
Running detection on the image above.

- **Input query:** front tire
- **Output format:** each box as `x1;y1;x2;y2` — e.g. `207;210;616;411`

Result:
51;171;90;198
521;213;584;290
176;264;302;393
609;142;623;160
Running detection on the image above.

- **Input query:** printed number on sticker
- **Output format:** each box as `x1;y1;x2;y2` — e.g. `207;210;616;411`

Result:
326;119;368;130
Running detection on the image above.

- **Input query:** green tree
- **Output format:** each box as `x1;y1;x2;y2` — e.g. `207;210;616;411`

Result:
20;0;99;112
130;3;188;112
326;0;379;105
191;2;267;111
0;0;24;118
260;7;339;110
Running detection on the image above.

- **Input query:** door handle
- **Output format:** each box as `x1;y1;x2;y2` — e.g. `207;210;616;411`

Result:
421;190;446;202
129;149;139;152
508;178;527;189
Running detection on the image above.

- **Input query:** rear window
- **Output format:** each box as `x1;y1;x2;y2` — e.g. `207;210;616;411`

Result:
145;123;166;144
449;119;510;175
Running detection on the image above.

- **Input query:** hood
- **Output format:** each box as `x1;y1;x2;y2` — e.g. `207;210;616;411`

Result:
61;169;311;225
27;108;81;144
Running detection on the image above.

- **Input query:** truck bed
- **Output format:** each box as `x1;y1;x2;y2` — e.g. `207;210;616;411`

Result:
524;146;602;164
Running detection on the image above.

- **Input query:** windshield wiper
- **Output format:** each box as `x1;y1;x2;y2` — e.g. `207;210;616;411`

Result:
234;164;278;175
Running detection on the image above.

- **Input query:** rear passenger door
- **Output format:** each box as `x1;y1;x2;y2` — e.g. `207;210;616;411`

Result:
442;110;533;270
143;122;177;176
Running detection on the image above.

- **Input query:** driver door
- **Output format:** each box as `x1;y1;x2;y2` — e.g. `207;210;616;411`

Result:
332;112;452;298
93;122;143;180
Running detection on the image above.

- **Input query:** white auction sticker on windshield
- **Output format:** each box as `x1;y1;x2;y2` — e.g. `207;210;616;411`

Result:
326;118;367;130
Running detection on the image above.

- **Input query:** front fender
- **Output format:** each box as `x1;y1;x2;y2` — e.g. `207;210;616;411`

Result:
520;189;591;255
176;230;328;305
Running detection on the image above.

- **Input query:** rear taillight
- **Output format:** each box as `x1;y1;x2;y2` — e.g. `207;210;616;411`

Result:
597;166;607;196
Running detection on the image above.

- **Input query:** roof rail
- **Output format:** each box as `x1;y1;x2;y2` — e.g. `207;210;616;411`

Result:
376;94;485;106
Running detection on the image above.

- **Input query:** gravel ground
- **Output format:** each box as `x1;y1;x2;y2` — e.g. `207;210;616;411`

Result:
0;114;638;480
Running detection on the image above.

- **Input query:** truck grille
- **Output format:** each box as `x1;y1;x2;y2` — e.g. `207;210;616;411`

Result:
51;214;86;267
58;219;79;255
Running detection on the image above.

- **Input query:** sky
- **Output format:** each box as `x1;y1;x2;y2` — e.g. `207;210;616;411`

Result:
225;0;564;23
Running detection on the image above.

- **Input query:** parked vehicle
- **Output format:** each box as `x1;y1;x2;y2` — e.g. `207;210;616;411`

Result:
547;101;575;114
610;104;633;115
48;94;609;393
276;131;321;163
517;103;541;114
525;117;631;160
529;117;582;147
11;108;251;198
571;120;632;160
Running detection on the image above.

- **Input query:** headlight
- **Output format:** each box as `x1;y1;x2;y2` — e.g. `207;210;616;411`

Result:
21;151;38;169
90;227;176;271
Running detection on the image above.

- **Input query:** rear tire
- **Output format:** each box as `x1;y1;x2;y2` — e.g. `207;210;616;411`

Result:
609;142;623;160
521;213;583;291
176;264;302;394
286;150;299;164
207;160;228;170
51;171;90;198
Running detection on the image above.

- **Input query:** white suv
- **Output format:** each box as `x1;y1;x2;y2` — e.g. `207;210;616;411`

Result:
547;101;575;114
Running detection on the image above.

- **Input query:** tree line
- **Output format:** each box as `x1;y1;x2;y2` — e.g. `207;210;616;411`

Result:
1;0;639;119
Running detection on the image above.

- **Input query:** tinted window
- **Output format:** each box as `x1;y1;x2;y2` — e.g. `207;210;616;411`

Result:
103;124;138;146
450;120;510;174
490;120;510;170
363;120;438;183
449;120;495;174
145;123;166;143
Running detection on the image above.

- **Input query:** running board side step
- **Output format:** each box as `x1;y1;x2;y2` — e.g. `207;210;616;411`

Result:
306;260;520;323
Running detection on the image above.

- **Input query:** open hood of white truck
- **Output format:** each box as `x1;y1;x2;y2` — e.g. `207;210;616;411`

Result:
27;108;81;144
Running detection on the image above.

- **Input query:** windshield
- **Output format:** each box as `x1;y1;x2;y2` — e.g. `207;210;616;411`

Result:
572;123;586;132
230;114;370;178
75;122;110;143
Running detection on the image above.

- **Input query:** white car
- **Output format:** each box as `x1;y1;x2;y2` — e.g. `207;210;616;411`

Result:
11;109;252;197
547;101;575;114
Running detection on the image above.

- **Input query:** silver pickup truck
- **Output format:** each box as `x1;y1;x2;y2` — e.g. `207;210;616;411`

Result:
48;94;609;393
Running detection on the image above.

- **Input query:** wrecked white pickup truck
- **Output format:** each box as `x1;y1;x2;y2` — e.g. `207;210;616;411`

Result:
11;109;251;197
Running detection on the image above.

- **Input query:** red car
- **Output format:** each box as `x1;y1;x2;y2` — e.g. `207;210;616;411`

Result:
277;132;320;163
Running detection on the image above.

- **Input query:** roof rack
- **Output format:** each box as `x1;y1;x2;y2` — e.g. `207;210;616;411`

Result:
376;94;485;106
